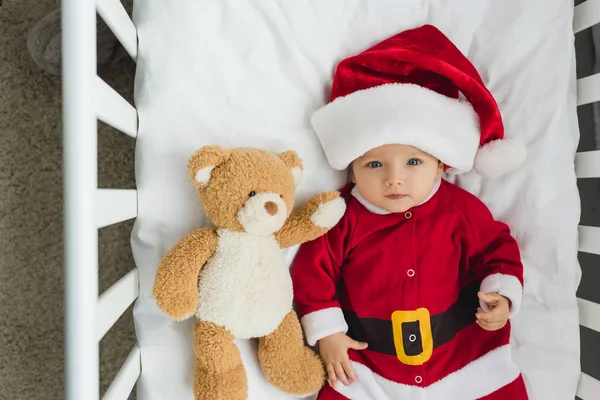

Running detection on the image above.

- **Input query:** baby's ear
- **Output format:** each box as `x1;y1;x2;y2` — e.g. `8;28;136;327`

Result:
188;145;232;187
278;150;304;186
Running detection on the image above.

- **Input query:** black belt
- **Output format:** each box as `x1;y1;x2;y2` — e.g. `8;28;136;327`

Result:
343;281;480;365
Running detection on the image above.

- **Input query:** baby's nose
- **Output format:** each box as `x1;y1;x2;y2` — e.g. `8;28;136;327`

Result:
264;201;278;216
386;173;404;185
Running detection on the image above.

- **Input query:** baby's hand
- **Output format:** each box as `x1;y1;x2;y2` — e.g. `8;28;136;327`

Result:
318;332;368;388
476;292;511;331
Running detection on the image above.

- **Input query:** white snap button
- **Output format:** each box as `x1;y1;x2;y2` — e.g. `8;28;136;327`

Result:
405;211;412;219
415;375;423;384
407;269;415;277
409;334;416;342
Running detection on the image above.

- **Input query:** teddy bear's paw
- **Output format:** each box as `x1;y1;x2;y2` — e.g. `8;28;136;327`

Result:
310;194;346;229
290;348;327;396
171;297;199;321
153;287;198;321
258;311;326;395
261;346;325;396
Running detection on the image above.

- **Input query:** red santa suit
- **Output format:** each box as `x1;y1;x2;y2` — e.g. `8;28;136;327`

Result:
291;180;528;400
293;24;530;400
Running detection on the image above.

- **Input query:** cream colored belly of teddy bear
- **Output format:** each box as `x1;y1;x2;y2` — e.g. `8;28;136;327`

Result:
195;229;293;339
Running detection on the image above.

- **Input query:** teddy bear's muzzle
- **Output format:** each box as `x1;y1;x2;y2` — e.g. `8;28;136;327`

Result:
237;192;288;235
264;201;278;216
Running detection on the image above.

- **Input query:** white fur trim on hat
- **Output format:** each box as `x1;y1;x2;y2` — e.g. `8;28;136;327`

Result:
311;83;481;172
473;137;526;178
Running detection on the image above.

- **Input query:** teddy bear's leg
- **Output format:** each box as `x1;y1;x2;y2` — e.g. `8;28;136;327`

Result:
258;310;325;396
193;320;247;400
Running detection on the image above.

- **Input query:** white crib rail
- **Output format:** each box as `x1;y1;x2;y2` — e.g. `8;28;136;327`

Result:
576;150;600;178
62;0;140;400
579;225;600;256
578;372;600;399
63;0;100;398
577;73;600;106
96;77;138;138
97;0;138;60
578;298;600;334
96;269;140;341
575;0;600;33
102;346;142;400
96;189;137;228
575;2;600;398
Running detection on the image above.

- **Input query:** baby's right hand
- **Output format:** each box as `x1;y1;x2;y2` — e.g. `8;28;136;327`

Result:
318;332;368;388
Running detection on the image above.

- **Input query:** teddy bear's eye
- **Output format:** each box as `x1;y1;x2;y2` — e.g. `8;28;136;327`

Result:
248;191;256;198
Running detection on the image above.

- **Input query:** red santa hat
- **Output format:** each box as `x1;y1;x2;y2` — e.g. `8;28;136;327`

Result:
311;24;526;178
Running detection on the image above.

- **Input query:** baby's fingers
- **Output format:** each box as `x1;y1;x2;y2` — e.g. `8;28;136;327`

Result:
348;339;368;350
476;319;494;331
326;364;337;388
334;362;351;386
475;307;494;322
476;307;502;322
476;319;507;331
478;304;509;322
478;291;502;305
342;359;357;383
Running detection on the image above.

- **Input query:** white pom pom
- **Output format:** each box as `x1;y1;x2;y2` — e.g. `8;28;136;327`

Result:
474;138;526;178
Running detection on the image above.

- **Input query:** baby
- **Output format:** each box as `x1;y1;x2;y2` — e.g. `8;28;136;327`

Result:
291;25;529;400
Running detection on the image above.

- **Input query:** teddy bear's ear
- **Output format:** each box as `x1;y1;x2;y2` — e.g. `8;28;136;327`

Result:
188;145;232;187
278;150;304;186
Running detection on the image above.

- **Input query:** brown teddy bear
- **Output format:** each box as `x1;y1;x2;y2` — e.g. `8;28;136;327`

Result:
152;145;346;400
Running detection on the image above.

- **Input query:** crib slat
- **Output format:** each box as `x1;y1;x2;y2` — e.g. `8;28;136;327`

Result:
102;345;141;400
96;269;139;341
576;150;600;178
96;76;138;138
574;0;600;34
96;0;137;60
579;225;600;255
578;297;600;333
577;372;600;400
96;189;137;229
577;72;600;106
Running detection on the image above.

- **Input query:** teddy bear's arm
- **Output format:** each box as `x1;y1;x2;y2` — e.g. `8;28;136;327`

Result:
152;228;219;321
275;191;346;249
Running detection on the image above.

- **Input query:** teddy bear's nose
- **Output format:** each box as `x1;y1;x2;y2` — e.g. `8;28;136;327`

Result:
264;201;278;216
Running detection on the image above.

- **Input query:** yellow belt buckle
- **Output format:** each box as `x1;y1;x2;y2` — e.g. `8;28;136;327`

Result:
391;308;433;365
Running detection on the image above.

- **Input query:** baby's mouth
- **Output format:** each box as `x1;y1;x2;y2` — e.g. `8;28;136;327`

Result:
385;194;407;200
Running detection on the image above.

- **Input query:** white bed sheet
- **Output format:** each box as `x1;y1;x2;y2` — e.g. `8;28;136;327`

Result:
131;1;582;399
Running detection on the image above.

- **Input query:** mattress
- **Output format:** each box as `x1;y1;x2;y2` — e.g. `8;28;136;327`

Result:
131;1;581;399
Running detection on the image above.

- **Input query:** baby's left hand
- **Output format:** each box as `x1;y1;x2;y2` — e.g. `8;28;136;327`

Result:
476;292;510;331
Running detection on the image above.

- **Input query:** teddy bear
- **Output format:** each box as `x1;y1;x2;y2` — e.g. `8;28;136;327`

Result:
152;145;346;400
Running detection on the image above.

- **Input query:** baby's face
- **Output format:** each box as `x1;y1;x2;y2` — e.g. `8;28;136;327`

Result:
351;144;443;213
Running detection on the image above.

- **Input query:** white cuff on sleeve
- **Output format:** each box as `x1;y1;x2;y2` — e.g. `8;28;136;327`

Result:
480;273;523;317
301;307;348;346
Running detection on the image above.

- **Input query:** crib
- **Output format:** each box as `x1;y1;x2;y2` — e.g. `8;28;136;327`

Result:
62;1;600;399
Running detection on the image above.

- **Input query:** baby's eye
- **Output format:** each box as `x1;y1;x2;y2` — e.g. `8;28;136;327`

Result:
367;161;383;168
407;158;421;166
